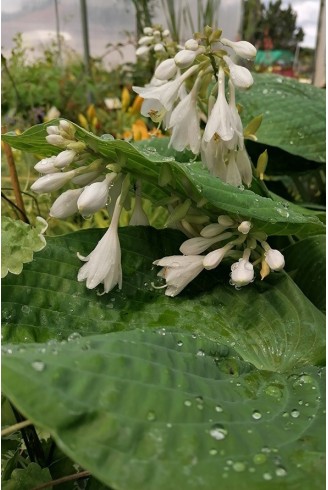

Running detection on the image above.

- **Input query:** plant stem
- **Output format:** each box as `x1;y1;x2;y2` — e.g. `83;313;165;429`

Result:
31;470;91;489
1;419;33;437
1;128;29;223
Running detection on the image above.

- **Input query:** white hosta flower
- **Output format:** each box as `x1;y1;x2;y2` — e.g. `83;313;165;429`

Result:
136;45;151;57
264;249;285;271
138;35;154;45
44;106;60;121
174;49;197;68
230;258;254;287
226;151;242;187
220;38;257;59
49;188;83;219
34;156;57;174
223;56;253;89
227;80;244;149
133;64;198;112
143;27;153;35
46;125;60;135
155;58;178;80
46;134;67;147
203;243;233;270
104;97;122;110
180;231;233;255
238;221;252;234
77;174;114;216
201;138;227;180
168;78;201;154
54;150;76;169
236;148;253;187
200;223;227;237
129;194;149;226
185;39;199;51
31;170;75;194
203;67;234;142
153;255;204;297
77;196;122;293
154;43;165;52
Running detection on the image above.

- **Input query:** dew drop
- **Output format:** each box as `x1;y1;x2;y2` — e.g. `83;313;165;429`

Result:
252;410;262;420
68;332;82;342
215;405;223;412
209;424;227;440
209;448;218;456
147;410;156;421
31;361;45;372
177;340;183;347
263;472;272;480
291;409;300;418
262;89;268;94
196;349;205;357
184;400;192;407
276;466;287;477
253;453;267;465
21;305;30;314
233;462;246;472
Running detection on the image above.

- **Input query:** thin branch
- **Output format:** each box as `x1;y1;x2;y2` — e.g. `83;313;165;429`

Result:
2;187;41;215
32;470;91;490
1;128;29;223
1;192;21;219
1;419;33;437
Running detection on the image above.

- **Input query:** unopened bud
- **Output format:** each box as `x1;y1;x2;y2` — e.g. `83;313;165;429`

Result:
31;170;75;193
184;39;199;51
50;188;83;219
174;49;197;68
54;150;76;168
256;150;268;180
155;58;178;80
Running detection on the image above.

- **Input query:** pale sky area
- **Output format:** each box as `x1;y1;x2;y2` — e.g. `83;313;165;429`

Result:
1;0;321;66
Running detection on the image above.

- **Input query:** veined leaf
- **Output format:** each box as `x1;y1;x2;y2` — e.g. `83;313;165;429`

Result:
2;228;325;372
2;330;325;490
2;123;324;237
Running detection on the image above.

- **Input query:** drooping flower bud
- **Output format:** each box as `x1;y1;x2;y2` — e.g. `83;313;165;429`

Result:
220;38;257;59
77;174;114;216
46;125;60;135
54;150;77;169
264;249;285;271
31;170;75;193
136;46;151;57
46;134;67;147
34;156;58;174
238;221;252;234
138;35;154;46
154;43;165;52
230;258;254;287
184;39;199;51
49;188;83;219
223;56;253;89
155;58;178;80
203;243;233;270
143;27;153;35
174;49;197;68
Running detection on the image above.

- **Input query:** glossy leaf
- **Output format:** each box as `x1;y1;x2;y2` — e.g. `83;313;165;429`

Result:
2;123;324;237
2;330;325;490
237;73;326;163
2;228;325;371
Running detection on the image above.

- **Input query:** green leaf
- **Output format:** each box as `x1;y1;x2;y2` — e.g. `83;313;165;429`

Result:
1;217;47;278
2;330;325;490
2;462;52;490
283;235;326;312
2;123;325;237
237;73;326;163
2;227;325;371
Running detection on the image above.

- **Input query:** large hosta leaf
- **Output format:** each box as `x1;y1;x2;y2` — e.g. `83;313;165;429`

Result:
2;330;325;490
2;227;325;372
237;73;326;163
2;124;324;237
283;235;326;313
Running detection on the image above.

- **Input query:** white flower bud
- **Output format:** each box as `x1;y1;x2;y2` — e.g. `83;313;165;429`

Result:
77;175;113;216
143;27;153;35
31;170;75;194
34;156;58;174
162;29;170;38
230;258;254;287
184;39;199;51
138;36;154;46
264;249;285;271
218;215;235;227
154;43;165;52
155;58;178;80
72;171;103;186
220;38;257;59
200;223;227;238
223;55;253;88
153;30;161;37
174;49;197;68
49;188;83;219
46;125;60;135
46;134;67;147
54;150;76;169
136;46;151;57
238;221;252;234
203;244;232;270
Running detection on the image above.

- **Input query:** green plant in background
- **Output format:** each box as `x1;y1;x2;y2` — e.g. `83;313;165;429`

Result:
1;19;325;490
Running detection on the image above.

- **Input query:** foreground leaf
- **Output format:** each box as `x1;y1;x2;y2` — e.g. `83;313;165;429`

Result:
1;217;47;278
2;462;52;490
2;124;324;237
2;330;325;490
2;227;325;371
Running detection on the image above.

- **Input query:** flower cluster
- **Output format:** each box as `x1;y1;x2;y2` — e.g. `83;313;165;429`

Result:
154;215;285;296
31;120;149;294
133;26;259;187
135;26;174;58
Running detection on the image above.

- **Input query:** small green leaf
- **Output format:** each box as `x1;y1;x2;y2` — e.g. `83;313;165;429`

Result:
1;217;48;278
2;462;52;490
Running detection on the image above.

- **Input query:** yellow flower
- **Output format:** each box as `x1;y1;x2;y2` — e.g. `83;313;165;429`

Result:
121;87;131;112
129;95;143;115
78;113;88;129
